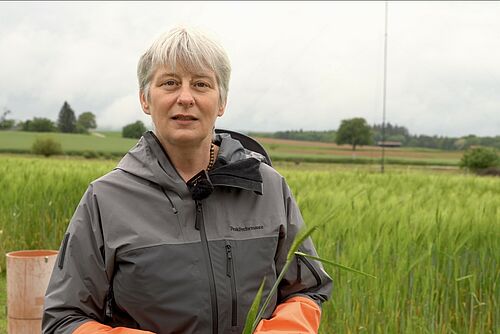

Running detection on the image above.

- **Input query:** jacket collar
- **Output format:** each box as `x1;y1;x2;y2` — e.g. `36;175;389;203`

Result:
117;131;263;199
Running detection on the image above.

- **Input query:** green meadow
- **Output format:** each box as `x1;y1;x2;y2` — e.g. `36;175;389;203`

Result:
0;130;137;156
0;130;462;166
0;155;498;333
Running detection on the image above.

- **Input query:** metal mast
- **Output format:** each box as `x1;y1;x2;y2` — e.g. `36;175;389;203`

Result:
381;1;389;173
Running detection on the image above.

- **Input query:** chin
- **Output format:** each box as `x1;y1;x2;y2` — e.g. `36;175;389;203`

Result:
166;131;209;147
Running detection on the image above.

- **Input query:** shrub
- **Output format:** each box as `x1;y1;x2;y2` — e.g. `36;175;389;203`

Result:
475;167;500;177
122;121;147;139
0;118;15;130
32;137;63;157
460;147;499;172
82;150;99;159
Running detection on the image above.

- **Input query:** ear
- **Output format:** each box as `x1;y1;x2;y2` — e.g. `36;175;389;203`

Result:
139;90;150;115
217;101;226;117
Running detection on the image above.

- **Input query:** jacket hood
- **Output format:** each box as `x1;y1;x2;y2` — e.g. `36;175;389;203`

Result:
116;131;265;199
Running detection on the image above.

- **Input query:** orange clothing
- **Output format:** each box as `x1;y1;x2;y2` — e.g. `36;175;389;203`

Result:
73;296;320;334
254;296;321;334
73;321;155;334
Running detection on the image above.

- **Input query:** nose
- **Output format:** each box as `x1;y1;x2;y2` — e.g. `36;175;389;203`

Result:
177;85;195;108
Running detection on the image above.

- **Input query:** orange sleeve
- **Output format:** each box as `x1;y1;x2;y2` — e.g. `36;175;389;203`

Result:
73;321;155;334
253;296;321;334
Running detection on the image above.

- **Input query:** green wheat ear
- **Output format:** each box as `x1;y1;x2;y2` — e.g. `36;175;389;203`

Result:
242;278;266;334
244;219;377;333
287;225;318;261
247;224;318;332
294;251;377;279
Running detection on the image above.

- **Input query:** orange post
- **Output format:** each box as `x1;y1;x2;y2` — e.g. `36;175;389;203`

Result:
6;250;58;334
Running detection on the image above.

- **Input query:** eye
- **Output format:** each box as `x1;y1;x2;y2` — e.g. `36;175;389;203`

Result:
159;79;180;90
194;81;210;89
162;80;178;86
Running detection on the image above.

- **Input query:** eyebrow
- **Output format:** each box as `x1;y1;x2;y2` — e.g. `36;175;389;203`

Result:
156;71;215;80
192;74;215;80
155;72;179;81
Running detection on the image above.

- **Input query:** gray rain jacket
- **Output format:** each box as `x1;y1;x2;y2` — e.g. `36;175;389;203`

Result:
43;131;332;334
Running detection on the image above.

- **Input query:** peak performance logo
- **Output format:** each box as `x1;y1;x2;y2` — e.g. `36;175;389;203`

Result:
230;225;264;232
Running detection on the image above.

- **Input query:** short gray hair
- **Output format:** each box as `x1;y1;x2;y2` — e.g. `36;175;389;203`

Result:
137;26;231;105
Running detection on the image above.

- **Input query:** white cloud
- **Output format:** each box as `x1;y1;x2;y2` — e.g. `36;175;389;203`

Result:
98;94;151;130
0;1;499;136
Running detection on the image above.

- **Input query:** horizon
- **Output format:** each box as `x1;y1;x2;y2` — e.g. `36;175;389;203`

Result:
5;107;497;139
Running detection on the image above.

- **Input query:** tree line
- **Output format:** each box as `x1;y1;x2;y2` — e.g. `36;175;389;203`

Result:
0;102;148;139
0;102;97;134
252;117;499;174
371;123;500;151
2;107;498;149
251;118;500;151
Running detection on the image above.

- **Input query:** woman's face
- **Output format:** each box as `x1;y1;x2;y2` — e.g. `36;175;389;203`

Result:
140;65;225;149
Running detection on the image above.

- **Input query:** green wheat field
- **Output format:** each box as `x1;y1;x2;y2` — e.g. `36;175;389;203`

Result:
0;156;498;333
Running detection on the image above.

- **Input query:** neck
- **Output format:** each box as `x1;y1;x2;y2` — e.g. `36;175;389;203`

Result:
159;138;216;182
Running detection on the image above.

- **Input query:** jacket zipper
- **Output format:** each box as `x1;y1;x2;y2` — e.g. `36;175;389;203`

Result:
297;251;322;288
196;200;218;334
225;242;238;327
58;232;70;269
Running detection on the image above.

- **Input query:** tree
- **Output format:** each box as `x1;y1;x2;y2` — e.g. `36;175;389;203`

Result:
57;101;77;133
122;121;147;139
76;112;97;133
0;108;15;130
22;117;56;132
460;147;499;172
336;117;372;151
371;122;410;144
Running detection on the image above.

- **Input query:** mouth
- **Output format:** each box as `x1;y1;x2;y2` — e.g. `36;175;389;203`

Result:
172;114;198;121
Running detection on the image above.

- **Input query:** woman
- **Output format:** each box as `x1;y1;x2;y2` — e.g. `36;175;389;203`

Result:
43;27;332;334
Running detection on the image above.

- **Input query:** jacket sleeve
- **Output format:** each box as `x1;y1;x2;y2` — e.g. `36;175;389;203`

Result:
42;185;152;334
256;179;332;333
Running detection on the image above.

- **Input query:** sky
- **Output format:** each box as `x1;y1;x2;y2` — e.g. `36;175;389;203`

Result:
0;1;499;137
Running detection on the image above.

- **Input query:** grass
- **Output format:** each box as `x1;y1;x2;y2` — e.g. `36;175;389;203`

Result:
0;130;137;156
0;274;5;333
258;137;463;166
286;169;499;333
0;156;117;264
0;131;463;167
0;155;498;333
269;151;459;166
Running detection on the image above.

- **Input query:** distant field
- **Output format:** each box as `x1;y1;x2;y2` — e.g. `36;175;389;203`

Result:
0;130;462;166
257;137;461;166
0;130;137;156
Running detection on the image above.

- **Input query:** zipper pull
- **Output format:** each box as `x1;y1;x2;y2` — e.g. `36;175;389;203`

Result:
195;201;201;230
160;187;178;214
226;244;232;277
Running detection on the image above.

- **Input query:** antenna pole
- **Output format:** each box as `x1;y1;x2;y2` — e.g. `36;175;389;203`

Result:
381;1;389;173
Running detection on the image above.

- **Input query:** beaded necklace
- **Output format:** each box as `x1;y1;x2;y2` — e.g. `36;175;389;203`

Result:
206;143;215;170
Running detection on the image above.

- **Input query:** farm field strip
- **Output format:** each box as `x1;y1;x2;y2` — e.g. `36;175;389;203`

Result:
257;136;462;153
0;130;137;153
257;138;462;160
1;131;462;166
